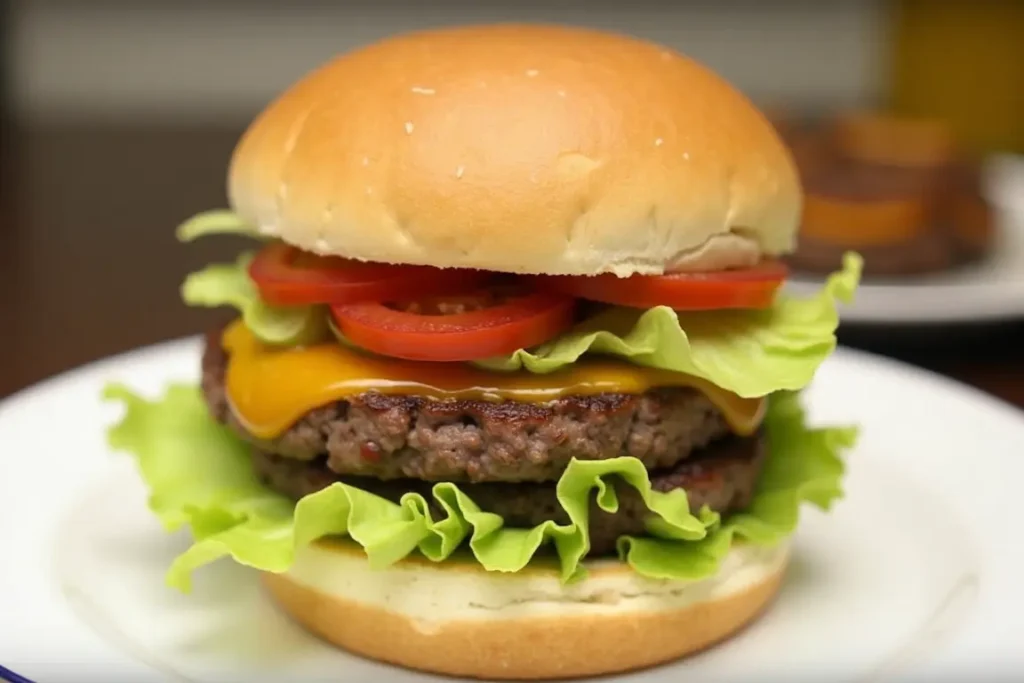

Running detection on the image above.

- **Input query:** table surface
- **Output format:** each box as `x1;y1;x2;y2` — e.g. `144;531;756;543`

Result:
1;122;1023;408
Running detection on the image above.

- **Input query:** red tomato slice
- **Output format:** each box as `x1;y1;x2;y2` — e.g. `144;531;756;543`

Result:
248;242;488;306
329;289;576;362
533;260;789;311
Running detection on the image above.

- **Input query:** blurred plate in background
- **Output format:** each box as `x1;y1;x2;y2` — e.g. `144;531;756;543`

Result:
785;154;1024;325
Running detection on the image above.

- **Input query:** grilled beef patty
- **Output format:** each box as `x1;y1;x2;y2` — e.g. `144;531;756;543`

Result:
251;431;767;556
202;329;733;483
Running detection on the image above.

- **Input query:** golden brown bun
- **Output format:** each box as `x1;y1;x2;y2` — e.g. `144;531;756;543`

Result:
261;539;789;680
228;24;800;276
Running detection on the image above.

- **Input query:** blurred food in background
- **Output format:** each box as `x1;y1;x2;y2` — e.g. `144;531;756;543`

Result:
769;0;1022;282
775;112;995;279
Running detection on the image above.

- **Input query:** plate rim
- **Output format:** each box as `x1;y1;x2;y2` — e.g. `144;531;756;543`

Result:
785;270;1024;325
783;153;1024;326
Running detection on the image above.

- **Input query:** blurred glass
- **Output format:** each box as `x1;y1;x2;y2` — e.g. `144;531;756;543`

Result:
888;0;1024;154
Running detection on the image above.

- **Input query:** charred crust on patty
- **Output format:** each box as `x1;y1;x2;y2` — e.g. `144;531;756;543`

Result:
356;389;638;423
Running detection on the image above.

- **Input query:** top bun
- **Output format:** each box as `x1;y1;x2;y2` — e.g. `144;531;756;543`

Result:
228;24;801;276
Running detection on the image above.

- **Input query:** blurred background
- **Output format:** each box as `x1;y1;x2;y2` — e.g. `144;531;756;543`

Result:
0;0;1022;402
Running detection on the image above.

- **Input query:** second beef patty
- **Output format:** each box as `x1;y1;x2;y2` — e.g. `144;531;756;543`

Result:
252;430;767;556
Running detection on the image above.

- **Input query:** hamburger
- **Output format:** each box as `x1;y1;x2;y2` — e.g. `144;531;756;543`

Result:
105;24;861;680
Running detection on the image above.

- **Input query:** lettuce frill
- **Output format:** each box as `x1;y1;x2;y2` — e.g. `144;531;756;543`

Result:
104;385;856;592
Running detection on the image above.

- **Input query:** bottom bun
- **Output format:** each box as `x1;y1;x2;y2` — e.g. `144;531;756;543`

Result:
262;539;788;680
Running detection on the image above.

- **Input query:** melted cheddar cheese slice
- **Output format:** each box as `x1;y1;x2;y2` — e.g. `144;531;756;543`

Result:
222;321;766;439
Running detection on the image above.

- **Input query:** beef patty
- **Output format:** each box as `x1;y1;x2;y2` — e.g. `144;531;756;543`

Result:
252;431;767;556
202;329;732;483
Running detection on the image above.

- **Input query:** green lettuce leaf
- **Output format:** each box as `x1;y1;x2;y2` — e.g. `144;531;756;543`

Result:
474;252;862;397
104;384;855;592
176;209;329;345
618;389;856;577
176;209;263;242
181;252;328;346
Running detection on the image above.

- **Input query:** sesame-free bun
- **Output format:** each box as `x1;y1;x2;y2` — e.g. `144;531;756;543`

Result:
261;539;789;680
228;24;801;276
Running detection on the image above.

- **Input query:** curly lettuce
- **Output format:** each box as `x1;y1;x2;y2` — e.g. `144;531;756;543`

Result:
180;252;328;346
176;210;331;346
176;209;264;242
104;384;856;592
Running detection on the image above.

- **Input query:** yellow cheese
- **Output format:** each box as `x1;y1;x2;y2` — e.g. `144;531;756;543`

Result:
222;320;766;439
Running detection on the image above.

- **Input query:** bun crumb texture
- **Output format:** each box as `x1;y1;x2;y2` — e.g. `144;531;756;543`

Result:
228;24;801;276
261;539;790;679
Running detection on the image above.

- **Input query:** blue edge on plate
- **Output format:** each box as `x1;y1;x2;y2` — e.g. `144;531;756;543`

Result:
0;665;34;683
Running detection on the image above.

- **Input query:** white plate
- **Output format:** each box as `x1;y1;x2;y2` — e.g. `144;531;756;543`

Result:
784;154;1024;325
2;338;1024;682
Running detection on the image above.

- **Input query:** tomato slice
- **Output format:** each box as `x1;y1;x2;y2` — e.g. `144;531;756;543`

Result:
248;242;488;306
329;288;576;362
533;261;789;311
